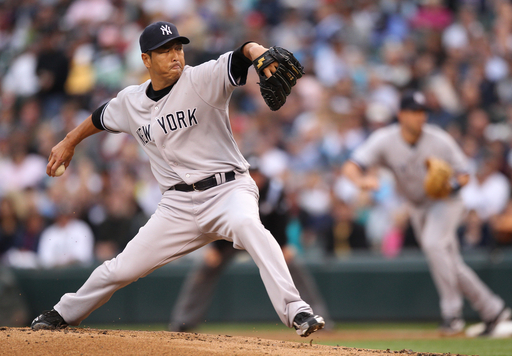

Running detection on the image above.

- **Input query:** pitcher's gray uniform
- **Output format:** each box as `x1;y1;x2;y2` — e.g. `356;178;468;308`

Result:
41;23;322;333
350;123;506;324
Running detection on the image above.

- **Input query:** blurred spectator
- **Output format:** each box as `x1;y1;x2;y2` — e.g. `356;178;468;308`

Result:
460;151;510;248
458;209;493;250
270;8;313;54
2;46;39;98
0;197;20;259
461;151;510;221
36;32;70;119
491;200;512;246
0;131;47;196
375;40;412;89
93;189;147;262
325;198;368;257
64;0;115;29
314;32;349;87
0;0;510;265
4;207;45;269
425;88;455;129
442;4;483;53
410;0;453;31
297;171;332;251
37;203;94;269
14;209;44;253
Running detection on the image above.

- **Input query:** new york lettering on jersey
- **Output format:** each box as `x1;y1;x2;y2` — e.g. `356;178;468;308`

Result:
155;108;198;135
135;108;198;146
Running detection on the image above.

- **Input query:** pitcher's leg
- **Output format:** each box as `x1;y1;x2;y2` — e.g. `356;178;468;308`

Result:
287;258;331;324
234;224;312;327
201;178;312;328
55;206;209;326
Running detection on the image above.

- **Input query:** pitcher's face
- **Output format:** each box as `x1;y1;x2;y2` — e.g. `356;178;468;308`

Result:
142;40;185;86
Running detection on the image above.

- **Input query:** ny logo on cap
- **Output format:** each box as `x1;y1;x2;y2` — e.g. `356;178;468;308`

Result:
414;92;426;105
160;25;173;36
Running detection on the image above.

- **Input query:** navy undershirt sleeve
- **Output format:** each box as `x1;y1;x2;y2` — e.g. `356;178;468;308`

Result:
229;41;254;86
91;102;108;131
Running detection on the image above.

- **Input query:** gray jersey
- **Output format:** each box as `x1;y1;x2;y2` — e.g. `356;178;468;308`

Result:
43;27;322;334
96;52;249;192
351;123;468;205
350;122;505;325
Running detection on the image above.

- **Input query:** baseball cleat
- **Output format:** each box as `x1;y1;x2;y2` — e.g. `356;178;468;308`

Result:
478;306;512;337
293;312;325;337
438;317;465;336
31;309;69;330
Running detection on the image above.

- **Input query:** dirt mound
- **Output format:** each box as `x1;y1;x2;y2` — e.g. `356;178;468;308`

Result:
0;327;457;356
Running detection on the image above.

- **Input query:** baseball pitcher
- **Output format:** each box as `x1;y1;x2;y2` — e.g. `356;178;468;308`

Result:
31;21;325;337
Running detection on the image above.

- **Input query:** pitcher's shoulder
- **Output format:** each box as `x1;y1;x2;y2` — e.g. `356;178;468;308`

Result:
116;80;151;100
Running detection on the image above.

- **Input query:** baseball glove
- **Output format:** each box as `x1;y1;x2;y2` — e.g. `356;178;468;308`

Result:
424;157;453;199
252;46;305;111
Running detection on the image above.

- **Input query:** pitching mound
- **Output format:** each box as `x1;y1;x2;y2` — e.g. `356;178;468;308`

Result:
0;327;455;356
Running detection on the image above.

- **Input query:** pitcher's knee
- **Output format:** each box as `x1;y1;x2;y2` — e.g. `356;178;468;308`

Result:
229;216;272;249
230;216;262;235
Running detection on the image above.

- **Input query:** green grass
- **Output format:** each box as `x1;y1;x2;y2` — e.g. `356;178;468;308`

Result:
326;339;512;356
80;322;512;356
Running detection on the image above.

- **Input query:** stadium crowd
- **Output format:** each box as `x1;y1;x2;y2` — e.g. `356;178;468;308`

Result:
1;0;512;269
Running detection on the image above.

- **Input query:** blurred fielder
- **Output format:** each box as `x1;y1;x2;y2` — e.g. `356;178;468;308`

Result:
341;90;511;337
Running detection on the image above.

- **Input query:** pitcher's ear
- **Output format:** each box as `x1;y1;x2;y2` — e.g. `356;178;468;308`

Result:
141;52;152;68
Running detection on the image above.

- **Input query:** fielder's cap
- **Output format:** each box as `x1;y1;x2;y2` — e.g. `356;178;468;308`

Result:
400;90;428;111
139;21;190;53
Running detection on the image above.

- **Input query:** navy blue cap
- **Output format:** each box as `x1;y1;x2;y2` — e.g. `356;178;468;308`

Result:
139;21;190;53
400;90;428;111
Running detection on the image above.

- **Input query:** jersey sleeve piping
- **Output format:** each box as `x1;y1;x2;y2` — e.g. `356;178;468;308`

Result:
229;42;253;86
228;52;237;87
91;102;107;131
101;102;121;133
96;101;121;133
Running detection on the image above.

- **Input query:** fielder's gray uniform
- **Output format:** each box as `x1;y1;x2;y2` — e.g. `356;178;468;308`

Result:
351;123;505;322
53;51;313;327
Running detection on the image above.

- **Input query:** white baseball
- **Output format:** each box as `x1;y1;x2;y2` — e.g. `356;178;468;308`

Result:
54;164;66;177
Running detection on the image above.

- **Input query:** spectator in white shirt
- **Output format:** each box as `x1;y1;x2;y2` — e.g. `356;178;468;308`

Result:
461;152;510;221
38;203;94;269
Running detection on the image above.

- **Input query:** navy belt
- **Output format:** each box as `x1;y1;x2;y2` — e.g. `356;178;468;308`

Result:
168;171;236;192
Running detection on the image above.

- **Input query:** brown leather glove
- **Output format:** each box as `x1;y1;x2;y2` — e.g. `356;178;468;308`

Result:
424;157;453;199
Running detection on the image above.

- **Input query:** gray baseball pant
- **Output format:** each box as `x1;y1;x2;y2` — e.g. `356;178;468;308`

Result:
170;246;331;330
408;197;504;321
54;172;312;328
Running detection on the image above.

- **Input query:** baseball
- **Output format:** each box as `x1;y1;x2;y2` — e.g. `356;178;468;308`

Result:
54;164;66;177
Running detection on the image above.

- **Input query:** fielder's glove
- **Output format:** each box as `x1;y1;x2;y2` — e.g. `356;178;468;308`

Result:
252;46;304;111
424;157;453;199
